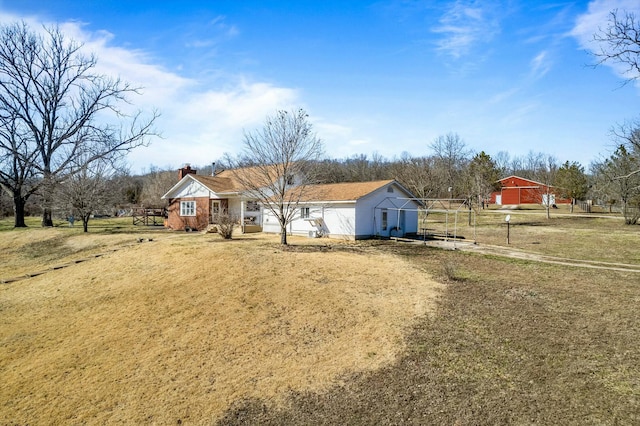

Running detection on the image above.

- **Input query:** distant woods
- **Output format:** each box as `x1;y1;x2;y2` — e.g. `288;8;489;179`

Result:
3;131;638;225
8;134;565;212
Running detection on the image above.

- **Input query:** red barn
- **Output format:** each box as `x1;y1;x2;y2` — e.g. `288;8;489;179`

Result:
490;176;571;206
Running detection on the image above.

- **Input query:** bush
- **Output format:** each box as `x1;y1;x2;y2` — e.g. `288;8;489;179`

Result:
442;260;465;282
216;212;237;239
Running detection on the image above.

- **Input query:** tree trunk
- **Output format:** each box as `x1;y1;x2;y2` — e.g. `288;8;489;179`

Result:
570;199;574;213
622;201;630;224
82;215;90;232
546;191;551;219
41;207;54;227
280;224;288;245
13;194;27;228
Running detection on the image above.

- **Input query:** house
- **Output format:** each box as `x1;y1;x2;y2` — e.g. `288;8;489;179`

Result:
262;180;422;240
161;165;264;232
162;166;422;239
490;175;571;206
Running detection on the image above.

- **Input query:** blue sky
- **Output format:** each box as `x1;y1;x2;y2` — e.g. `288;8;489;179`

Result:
1;0;639;173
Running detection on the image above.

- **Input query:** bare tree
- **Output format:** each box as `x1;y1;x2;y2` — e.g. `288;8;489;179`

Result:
139;167;176;207
314;158;350;183
493;151;511;177
508;155;526;178
0;111;38;227
55;156;122;232
0;21;158;228
611;119;640;158
592;145;640;225
0;188;12;218
430;133;470;197
592;9;640;84
534;154;559;219
391;153;436;200
227;109;323;245
313;154;394;184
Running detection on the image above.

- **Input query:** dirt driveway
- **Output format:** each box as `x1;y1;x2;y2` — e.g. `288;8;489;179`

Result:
422;239;640;273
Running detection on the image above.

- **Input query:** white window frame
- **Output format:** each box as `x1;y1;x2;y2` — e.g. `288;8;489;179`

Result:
381;209;388;230
180;200;196;216
300;207;310;219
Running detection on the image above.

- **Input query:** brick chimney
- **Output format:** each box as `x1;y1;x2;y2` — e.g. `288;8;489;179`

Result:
178;164;196;179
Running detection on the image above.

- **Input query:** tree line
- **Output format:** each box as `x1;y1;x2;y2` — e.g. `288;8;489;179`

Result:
139;124;640;226
2;7;640;230
2;120;639;228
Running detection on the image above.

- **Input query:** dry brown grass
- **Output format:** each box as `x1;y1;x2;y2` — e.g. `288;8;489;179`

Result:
218;244;640;425
2;213;639;425
425;207;639;264
0;227;442;423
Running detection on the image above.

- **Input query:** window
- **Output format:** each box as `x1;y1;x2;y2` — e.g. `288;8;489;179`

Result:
381;209;388;230
300;207;310;219
286;174;295;185
387;186;394;193
246;201;260;212
180;201;196;216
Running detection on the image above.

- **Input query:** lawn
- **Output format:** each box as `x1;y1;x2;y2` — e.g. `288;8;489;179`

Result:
1;214;638;424
0;218;442;423
423;205;639;264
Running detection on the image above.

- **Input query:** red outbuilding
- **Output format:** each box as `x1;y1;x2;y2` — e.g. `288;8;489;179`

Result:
490;175;571;206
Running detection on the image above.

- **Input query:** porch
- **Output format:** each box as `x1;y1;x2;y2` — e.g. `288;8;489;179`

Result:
209;198;262;233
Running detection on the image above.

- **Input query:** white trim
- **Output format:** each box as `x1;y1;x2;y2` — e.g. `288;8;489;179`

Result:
180;200;196;216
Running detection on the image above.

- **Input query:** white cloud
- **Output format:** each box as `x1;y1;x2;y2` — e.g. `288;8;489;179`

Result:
432;1;500;58
530;50;551;79
127;79;300;169
499;101;541;127
311;120;358;158
209;15;239;38
571;0;640;80
488;87;520;104
185;16;239;48
0;11;302;172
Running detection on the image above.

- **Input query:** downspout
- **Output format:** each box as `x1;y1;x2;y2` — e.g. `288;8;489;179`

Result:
240;198;245;234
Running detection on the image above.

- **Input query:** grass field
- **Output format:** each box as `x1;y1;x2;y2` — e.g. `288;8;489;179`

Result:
1;213;639;424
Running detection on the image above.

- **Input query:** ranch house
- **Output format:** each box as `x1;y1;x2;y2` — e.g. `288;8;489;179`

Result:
262;180;421;240
161;165;421;239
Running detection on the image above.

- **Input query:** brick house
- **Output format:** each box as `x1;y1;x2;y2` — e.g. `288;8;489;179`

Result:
161;165;263;232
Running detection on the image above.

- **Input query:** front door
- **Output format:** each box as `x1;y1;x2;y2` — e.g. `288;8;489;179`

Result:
210;200;221;223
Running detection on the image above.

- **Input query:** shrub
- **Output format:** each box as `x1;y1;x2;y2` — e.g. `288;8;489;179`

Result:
216;212;237;239
442;260;464;282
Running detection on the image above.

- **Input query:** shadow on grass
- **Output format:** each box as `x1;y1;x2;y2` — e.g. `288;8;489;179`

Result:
216;245;640;425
